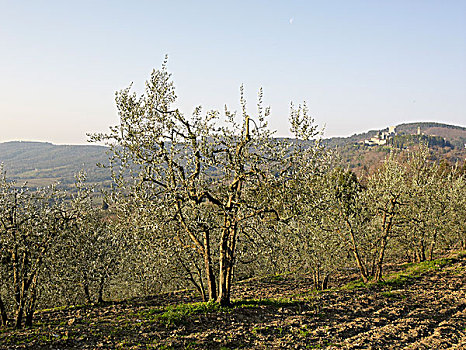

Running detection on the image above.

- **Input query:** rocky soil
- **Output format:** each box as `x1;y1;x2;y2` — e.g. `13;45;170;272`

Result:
1;253;465;349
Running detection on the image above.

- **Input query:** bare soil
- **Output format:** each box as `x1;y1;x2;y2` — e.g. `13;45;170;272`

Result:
1;253;465;349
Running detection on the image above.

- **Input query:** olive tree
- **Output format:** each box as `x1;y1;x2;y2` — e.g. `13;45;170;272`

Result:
442;164;466;252
0;168;75;328
274;144;349;289
325;167;373;282
41;172;122;306
398;145;447;261
90;58;319;305
365;152;407;281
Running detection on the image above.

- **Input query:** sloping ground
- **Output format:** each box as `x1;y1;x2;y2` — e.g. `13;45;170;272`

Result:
1;253;465;349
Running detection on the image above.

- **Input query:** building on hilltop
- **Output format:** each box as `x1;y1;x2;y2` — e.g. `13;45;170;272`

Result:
363;126;396;146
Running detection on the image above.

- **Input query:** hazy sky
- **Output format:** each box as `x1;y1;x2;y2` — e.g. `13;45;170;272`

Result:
1;0;465;144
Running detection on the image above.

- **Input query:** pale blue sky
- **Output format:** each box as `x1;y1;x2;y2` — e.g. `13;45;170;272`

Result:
1;0;465;144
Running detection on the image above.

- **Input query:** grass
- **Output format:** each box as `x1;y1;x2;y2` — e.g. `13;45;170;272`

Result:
156;300;221;326
341;278;371;290
342;256;458;291
39;303;89;314
237;270;294;284
231;297;298;309
251;325;285;336
1;252;464;349
382;257;455;288
130;297;301;328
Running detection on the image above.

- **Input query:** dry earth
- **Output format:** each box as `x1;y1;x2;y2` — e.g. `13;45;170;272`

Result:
1;253;465;349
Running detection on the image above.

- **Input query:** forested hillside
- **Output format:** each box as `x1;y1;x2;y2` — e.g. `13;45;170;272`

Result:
1;122;464;188
396;122;466;148
328;122;466;175
0;141;111;188
323;122;466;149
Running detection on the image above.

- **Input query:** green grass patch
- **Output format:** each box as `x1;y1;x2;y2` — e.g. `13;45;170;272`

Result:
341;278;370;290
382;258;455;288
39;303;88;314
133;297;300;327
237;271;294;284
342;257;456;290
380;290;406;299
155;300;221;326
231;297;298;309
298;325;312;338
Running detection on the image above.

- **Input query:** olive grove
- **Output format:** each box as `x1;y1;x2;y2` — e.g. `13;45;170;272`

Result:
1;60;465;329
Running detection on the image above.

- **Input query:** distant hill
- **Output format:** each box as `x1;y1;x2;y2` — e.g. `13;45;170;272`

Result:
323;122;466;175
1;122;464;187
395;122;466;149
0;141;112;188
323;122;466;149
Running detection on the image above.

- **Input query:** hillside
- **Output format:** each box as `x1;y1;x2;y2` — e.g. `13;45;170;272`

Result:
1;252;464;349
1;122;464;187
396;122;466;149
0;141;111;188
325;122;466;174
324;122;466;149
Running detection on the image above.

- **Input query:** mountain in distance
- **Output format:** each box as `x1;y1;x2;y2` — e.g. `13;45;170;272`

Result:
0;122;465;188
323;122;466;149
0;141;112;188
324;122;466;175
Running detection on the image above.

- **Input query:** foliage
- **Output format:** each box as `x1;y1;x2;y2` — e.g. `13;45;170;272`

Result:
0;166;76;328
390;134;452;149
41;172;122;306
90;57;320;306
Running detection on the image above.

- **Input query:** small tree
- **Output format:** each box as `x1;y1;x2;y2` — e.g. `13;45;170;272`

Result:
0;168;74;328
43;172;121;306
399;145;448;262
327;167;371;283
72;173;120;304
90;58;319;305
444;166;466;251
277;145;349;289
366;152;407;281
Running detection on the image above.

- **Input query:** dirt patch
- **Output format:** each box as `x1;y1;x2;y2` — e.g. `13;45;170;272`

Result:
1;255;465;349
